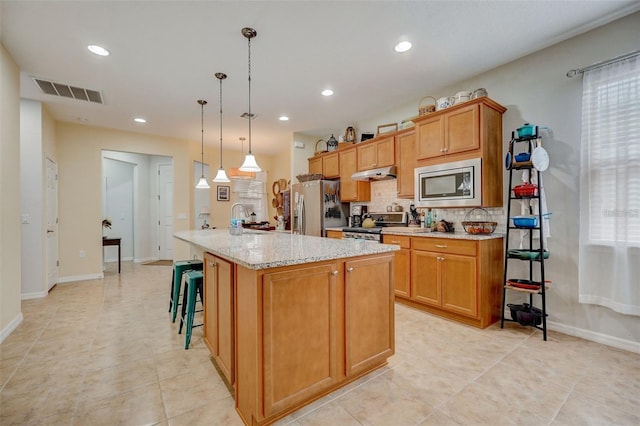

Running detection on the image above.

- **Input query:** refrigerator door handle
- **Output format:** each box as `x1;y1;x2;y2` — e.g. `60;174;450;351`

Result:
298;195;305;235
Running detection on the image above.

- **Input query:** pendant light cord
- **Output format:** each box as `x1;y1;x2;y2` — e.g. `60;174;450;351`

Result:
219;76;224;168
198;99;207;177
247;35;252;155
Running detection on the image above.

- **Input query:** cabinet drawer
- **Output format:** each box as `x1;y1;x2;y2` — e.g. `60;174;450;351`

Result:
411;237;476;256
382;235;411;249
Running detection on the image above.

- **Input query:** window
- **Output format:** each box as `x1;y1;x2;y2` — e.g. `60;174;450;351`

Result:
578;53;640;316
581;56;640;245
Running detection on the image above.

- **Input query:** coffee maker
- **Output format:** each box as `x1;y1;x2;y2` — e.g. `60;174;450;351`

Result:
350;205;367;228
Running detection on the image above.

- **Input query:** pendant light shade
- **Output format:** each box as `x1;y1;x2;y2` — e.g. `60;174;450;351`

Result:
212;72;230;183
239;27;262;172
228;137;256;179
195;99;210;189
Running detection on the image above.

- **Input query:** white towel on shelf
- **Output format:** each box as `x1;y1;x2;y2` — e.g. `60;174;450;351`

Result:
519;170;551;249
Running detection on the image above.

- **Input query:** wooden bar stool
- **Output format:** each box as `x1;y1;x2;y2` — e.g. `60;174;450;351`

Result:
170;259;203;323
178;270;204;349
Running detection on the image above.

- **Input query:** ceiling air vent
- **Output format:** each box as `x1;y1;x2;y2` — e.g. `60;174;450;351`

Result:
32;77;104;104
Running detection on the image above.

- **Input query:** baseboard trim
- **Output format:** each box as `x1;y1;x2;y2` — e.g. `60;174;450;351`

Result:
547;321;640;354
57;273;104;284
21;291;47;300
0;312;24;343
134;257;157;264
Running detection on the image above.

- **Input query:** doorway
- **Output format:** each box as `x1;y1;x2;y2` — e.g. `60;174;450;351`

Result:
101;150;173;263
158;163;173;260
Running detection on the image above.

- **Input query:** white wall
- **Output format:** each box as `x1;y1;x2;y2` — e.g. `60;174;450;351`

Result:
1;44;23;341
20;100;45;297
359;12;640;349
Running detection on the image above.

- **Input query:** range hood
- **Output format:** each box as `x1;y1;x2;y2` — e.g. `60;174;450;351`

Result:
351;165;397;181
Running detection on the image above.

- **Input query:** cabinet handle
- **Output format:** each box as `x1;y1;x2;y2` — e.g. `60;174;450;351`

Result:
391;240;400;244
347;267;354;272
443;147;449;152
435;244;447;248
332;270;339;276
209;262;216;267
372;163;377;167
440;148;445;152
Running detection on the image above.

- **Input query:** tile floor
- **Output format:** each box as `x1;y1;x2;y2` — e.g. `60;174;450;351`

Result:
1;262;639;426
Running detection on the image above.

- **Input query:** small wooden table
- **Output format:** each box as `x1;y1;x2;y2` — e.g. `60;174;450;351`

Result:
102;237;121;273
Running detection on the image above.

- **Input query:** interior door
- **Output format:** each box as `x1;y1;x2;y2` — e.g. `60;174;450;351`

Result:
46;158;58;290
158;163;174;260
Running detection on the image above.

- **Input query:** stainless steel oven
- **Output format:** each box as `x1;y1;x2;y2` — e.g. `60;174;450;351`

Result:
341;212;407;243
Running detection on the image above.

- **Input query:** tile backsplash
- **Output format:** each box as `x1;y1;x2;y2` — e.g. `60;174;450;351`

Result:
350;179;507;233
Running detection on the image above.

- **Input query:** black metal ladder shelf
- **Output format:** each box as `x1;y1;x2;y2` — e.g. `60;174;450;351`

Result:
500;128;549;340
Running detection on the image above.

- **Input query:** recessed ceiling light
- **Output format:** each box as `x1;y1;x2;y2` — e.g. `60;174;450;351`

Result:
279;115;289;121
88;44;110;56
321;89;334;97
134;117;146;123
394;41;412;53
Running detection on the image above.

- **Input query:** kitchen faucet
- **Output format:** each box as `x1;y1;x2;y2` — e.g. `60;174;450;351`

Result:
231;203;250;222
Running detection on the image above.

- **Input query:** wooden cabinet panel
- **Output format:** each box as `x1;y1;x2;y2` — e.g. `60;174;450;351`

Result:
411;250;441;306
339;148;370;202
203;253;235;385
412;237;477;256
262;263;341;416
445;104;479;155
356;136;395;171
396;130;416;198
382;235;411;297
308;156;322;175
326;230;343;239
345;254;394;376
416;116;444;160
441;254;477;317
323;152;340;178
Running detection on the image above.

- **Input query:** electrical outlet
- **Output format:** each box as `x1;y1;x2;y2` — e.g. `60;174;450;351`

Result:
79;250;86;258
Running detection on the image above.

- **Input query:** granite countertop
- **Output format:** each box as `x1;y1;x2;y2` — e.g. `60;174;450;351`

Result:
326;227;503;240
174;229;399;270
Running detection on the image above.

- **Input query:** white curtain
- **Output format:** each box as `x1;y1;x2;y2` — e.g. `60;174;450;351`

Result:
578;54;640;316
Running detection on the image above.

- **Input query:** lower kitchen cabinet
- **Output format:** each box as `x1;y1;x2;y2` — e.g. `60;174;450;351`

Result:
326;230;343;239
382;235;411;298
203;252;235;385
391;235;503;328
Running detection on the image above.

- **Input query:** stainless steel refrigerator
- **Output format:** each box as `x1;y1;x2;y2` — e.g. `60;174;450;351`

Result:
291;180;347;237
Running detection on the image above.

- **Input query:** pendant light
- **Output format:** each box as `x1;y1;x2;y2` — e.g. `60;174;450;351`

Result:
239;27;261;172
212;73;230;183
195;99;210;189
228;137;256;179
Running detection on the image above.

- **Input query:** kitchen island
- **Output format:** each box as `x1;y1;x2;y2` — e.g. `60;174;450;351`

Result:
173;229;398;425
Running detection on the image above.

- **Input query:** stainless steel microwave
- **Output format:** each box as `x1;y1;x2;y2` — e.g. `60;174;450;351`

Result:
414;158;482;207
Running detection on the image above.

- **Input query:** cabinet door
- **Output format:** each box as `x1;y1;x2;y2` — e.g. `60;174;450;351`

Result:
417;115;444;160
411;250;440;306
345;254;394;376
262;263;341;416
445;104;479;155
323;152;340;178
339;149;370;202
326;230;342;239
308;156;323;175
382;235;411;297
356;143;378;171
375;136;395;168
396;131;416;198
441;254;477;318
204;253;235;385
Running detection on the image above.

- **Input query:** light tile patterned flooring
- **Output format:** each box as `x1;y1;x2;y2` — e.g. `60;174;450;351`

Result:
1;262;639;425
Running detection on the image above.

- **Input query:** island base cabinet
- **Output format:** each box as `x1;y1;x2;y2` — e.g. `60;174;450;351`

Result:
262;263;342;417
234;253;394;426
345;255;395;376
203;253;235;386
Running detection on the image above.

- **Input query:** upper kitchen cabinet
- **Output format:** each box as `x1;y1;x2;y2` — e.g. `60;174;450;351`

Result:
339;147;371;202
356;135;395;171
395;128;416;198
413;97;506;207
414;97;506;161
307;152;340;179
